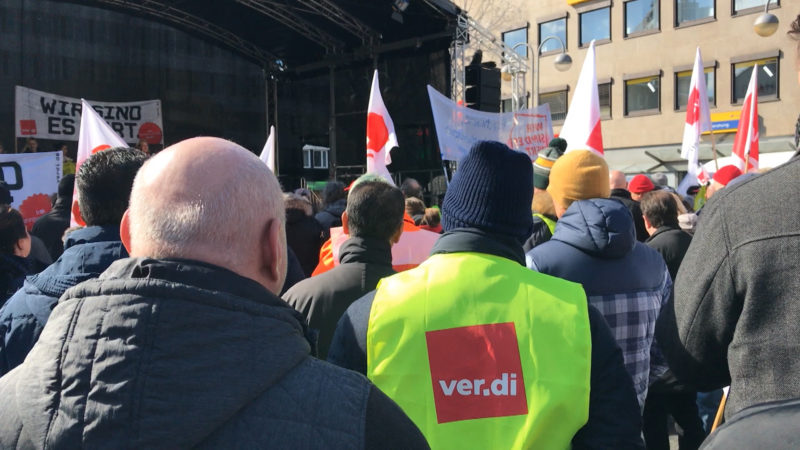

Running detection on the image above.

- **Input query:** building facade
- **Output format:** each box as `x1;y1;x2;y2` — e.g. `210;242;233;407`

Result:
481;0;798;173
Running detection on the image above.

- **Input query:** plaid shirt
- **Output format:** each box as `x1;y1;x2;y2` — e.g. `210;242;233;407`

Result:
588;267;672;408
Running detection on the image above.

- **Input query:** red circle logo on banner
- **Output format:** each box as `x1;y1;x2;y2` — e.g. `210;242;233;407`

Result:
138;122;163;145
19;193;52;231
91;144;112;154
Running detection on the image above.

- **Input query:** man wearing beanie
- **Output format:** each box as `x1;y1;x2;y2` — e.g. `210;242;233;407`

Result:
705;165;742;200
527;150;672;409
628;174;655;201
525;138;567;251
329;141;643;449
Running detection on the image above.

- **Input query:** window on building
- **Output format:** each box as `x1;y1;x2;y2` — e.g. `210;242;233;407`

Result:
539;90;568;122
732;58;779;103
625;76;660;114
675;67;716;109
503;27;528;58
501;98;513;112
676;0;714;26
625;0;659;36
734;0;777;14
598;82;612;118
539;18;567;54
302;145;329;169
579;7;610;47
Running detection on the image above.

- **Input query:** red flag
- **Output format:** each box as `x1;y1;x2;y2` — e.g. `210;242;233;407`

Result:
72;99;126;226
732;65;759;172
366;70;399;183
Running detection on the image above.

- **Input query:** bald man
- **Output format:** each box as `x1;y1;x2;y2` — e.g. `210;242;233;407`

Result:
609;170;649;242
0;137;428;449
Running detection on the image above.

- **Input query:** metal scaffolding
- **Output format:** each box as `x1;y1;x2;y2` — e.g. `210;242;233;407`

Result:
235;0;345;52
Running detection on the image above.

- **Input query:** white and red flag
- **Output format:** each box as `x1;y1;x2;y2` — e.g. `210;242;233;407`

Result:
732;65;759;172
560;40;603;155
260;125;276;172
72;99;126;226
680;47;712;185
366;70;399;184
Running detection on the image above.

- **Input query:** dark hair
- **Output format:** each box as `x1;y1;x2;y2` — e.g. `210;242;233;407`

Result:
641;190;679;229
322;181;346;205
0;208;27;254
400;178;423;200
58;174;75;199
346;181;404;241
76;147;147;226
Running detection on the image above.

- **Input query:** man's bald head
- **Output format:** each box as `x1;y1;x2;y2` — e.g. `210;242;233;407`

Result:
124;137;286;293
609;170;628;190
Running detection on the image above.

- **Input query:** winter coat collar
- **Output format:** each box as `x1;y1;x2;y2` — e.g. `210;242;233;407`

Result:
63;225;123;251
27;225;127;298
645;225;683;243
339;237;393;267
430;227;526;266
553;198;636;259
610;188;633;200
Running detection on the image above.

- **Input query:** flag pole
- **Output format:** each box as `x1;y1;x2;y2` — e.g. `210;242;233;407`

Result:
709;129;720;172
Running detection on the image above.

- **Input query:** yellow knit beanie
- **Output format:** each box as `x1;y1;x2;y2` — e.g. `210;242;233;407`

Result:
546;150;610;210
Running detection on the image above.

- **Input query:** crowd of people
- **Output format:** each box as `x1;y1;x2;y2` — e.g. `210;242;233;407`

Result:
0;13;797;450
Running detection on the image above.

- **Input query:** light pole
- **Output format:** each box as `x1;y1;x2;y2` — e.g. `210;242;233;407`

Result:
503;38;571;112
753;0;779;37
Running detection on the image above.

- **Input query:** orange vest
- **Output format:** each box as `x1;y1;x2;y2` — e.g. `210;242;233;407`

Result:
311;214;439;276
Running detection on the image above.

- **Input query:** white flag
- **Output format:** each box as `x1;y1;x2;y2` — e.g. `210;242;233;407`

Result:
366;70;399;184
560;41;603;155
72;99;126;226
680;47;712;186
260;125;276;172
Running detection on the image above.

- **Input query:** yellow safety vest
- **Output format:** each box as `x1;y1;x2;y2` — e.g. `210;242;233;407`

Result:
367;252;592;450
533;213;557;235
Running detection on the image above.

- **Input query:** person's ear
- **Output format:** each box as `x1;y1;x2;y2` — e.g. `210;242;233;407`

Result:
260;218;286;294
341;211;349;235
71;200;86;227
120;209;132;254
642;214;652;230
390;222;403;245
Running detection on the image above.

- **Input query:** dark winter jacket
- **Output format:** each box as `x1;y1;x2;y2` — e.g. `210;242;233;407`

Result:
315;198;347;240
31;198;71;259
0;225;126;377
284;237;395;359
0;257;428;449
0;254;29;306
645;226;692;282
27;235;53;274
527;198;671;407
286;208;325;277
523;214;555;252
699;397;800;449
329;228;645;449
656;156;800;417
281;246;307;295
610;188;649;242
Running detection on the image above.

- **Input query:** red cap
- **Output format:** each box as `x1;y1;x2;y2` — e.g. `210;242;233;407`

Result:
628;174;655;194
712;165;742;186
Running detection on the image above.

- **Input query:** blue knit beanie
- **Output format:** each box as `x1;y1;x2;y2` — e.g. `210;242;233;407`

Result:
442;141;533;240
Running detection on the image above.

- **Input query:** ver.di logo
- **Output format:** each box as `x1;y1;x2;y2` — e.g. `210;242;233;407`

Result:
425;322;528;423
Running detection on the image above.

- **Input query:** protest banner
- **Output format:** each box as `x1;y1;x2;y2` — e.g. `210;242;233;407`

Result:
15;86;164;145
427;86;553;163
0;152;62;230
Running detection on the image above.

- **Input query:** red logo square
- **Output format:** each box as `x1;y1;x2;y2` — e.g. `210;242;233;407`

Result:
425;322;528;423
19;120;37;135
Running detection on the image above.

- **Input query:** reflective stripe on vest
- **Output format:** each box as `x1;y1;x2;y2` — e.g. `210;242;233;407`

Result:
533;213;557;235
367;252;591;450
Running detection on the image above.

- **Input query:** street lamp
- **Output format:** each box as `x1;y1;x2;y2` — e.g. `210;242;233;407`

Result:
754;0;779;37
501;37;571;112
